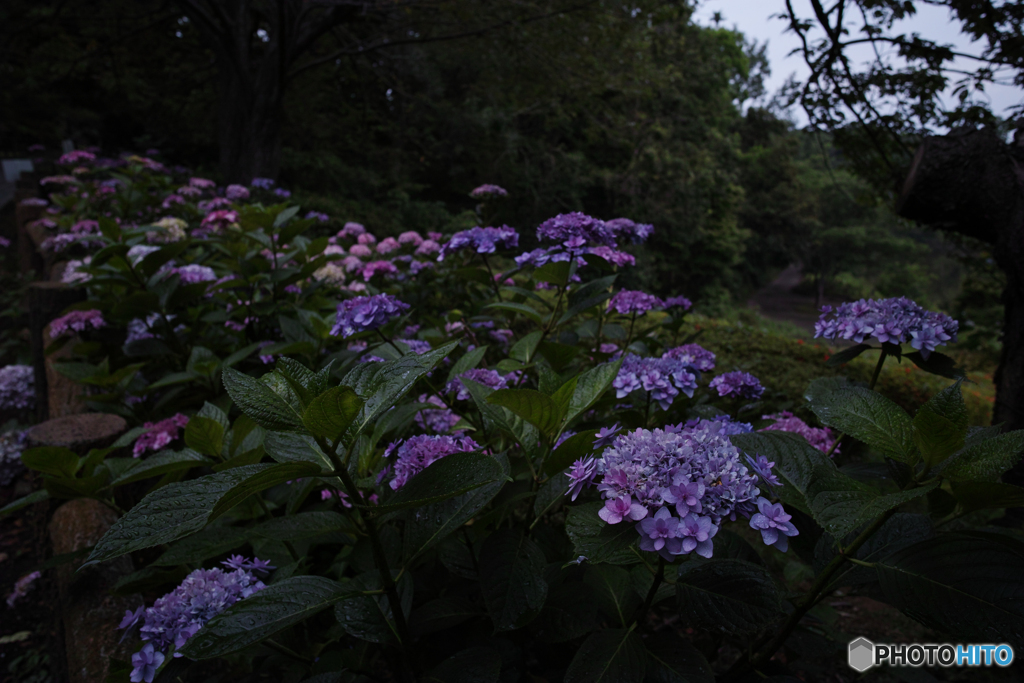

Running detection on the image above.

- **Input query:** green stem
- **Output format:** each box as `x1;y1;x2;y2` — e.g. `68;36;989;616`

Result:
480;253;502;299
633;557;665;627
623;312;638;350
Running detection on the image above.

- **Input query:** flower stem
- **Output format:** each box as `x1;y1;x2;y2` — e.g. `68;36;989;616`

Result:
868;349;888;390
633;557;665;627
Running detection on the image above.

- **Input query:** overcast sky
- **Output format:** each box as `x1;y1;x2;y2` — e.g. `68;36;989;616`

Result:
691;0;1023;128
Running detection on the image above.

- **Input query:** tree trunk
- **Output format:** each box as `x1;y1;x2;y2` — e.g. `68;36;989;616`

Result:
218;64;284;183
897;128;1024;436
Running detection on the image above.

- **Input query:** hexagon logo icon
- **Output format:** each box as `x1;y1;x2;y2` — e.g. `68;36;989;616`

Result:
848;637;875;672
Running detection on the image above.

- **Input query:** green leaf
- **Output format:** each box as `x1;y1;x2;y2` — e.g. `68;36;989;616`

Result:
409;596;482;637
913;380;968;467
533;472;568;517
951;481;1024;512
301;386;363;441
814;513;934;591
181;576;355;659
223;367;304;431
874;532;1024;649
423;647;502;683
85;463;319;566
110;449;212;486
484;302;544;325
534;261;572;287
675;560;783;635
550;376;578;416
479;529;548;631
643;632;714;683
509;331;542;362
825;343;873;367
445;345;489;386
374;451;502;515
584;565;640;627
402;453;509;562
153;527;250;566
565;628;646;683
487;389;562;439
253;511;356;543
0;490;48;518
729;432;830;515
263;432;333;473
940;431;1024;482
20;446;79;478
462;378;540;454
806;378;917;464
334;572;413;644
905;350;967;380
565;502;638;565
529;582;598;643
273;205;301;228
184;416;225;458
544;430;598;476
566;361;621;426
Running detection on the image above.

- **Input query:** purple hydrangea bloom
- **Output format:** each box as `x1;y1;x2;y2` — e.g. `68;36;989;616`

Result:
384;434;480;490
745;454;781;487
274;188;291;198
5;571;41;608
470;184;509;199
397;338;431;355
593;424;621;449
636;507;681;553
121;561;267;681
225;184;249;200
330;294;410;337
604;217;654;244
514;247;555;268
566;456;597;501
587;246;636;267
607;290;664;316
360;260;399;281
49;309;106;338
677;512;716;558
0;365;35;410
415;394;462;434
133;414;189;457
536;212;616;248
612;355;698;410
446;368;513;401
305;211;330;222
760;411;839;455
814;297;958;359
662;344;716;372
709;371;764;400
438;226;519;261
749;497;799;551
250;177;275;189
171;264;217;284
598;494;648;524
663;296;692;310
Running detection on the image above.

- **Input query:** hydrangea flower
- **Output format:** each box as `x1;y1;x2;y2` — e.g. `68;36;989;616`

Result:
415;239;441;256
604;217;654;244
662;344;716;372
663;296;692;310
814;297;958;359
397;339;431;355
6;571;41;608
384;434;480;490
760;411;839;455
361;260;399;281
225;184;249;200
470;184;508;199
250;177;274;189
195;209;237;237
120;560;268;682
566;457;597;501
349;244;373;257
613;355;698;410
338;222;366;239
749;497;799;551
414;394;462;434
313;263;347;285
745;454;781;487
709;371;764;400
62;257;92;284
376;237;400;254
357;233;377;245
438;226;519;260
49;309;106;338
170;264;217;284
398;231;423;246
133;414;189;457
594;424;621;448
588;246;635;267
330;294;409;338
274;188;291;198
536;212;616;248
446;368;514;401
305;211;330;222
58;150;96;165
0;365;35;411
607;290;664;316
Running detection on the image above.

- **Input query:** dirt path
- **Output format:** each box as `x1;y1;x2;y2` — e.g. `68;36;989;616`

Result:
746;264;842;336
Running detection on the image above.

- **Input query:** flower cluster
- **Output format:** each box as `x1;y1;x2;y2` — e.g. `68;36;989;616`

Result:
133;414;189;457
6;571;41;608
814;297;959;358
709;371;764;400
438;226;519;260
603;217;654;244
663;296;692;310
536;212;616;248
119;559;269;682
470;184;508;199
170;264;217;284
760;411;839;454
415;394;462;434
662;344;716;372
569;419;787;560
330;294;410;338
49;309;106;338
0;365;35;411
446;368;514;401
0;430;28;487
607;290;663;316
612;355;698;410
384;434;480;490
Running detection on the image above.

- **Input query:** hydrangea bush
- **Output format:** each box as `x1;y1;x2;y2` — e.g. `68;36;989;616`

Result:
3;156;1024;682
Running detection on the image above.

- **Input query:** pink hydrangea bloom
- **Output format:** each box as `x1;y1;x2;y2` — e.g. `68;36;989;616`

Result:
415;240;440;256
361;260;399;281
189;177;216;189
760;411;839;455
133;414;189;457
376;237;400;254
49;310;105;338
398;231;423;246
348;244;372;257
357;232;377;245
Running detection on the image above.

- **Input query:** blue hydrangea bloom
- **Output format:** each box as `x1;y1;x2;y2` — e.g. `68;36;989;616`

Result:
330;294;410;338
612;354;698;410
662;343;715;372
749;496;799;551
709;371;764;400
438;226;519;261
814;296;958;359
536;212;616;248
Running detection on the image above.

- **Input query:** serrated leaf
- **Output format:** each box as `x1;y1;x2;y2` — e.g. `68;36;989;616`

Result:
111;449;212;486
905;351;967;380
487;388;562;439
181;576;355;659
565;628;646;683
913;380;968;467
566;361;621;425
479;529;548;631
643;632;714;683
185;416;225;458
223;367;304;430
814;513;934;591
85;463;318;566
874;532;1024;649
806;378;917;463
509;331;542;363
565;502;638;565
301;386;363;441
675;560;783;635
263;432;333;473
374;451;502;515
254;511;356;543
153;527;250;566
534;261;572;287
940;431;1024;482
